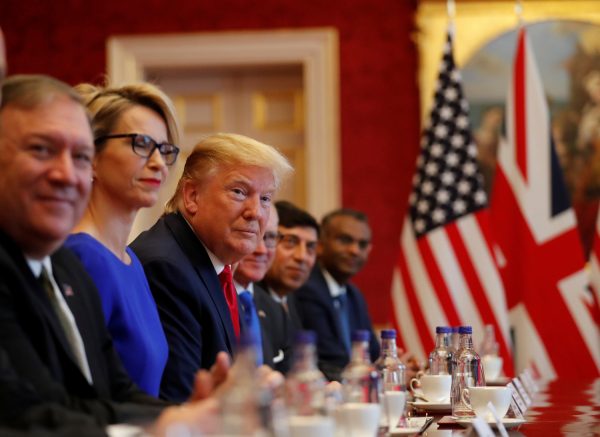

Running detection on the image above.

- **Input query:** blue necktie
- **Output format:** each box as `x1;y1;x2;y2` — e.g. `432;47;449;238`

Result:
333;293;351;354
238;291;263;366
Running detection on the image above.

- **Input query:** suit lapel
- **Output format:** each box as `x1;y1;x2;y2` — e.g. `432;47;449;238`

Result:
51;252;98;382
312;266;348;344
165;213;236;352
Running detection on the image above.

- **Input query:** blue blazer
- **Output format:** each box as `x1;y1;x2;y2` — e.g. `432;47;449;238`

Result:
130;212;238;402
293;264;380;381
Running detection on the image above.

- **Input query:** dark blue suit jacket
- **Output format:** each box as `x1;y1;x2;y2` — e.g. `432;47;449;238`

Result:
0;231;166;432
130;212;238;402
252;284;292;374
293;264;380;381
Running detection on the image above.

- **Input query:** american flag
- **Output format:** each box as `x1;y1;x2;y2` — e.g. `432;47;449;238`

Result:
489;27;600;378
391;28;514;374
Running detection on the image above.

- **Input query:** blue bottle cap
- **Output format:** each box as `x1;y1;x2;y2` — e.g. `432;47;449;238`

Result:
295;330;317;345
458;326;472;334
435;326;451;334
352;330;370;342
451;326;459;333
380;329;397;339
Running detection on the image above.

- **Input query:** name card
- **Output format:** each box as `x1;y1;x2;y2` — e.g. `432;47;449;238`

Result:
512;377;531;406
507;382;527;416
520;370;537;395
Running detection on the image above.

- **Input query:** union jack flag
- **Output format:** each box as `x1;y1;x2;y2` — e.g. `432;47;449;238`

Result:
489;27;600;378
391;28;514;375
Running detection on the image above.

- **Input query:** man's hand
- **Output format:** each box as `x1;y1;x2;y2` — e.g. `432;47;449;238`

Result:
188;351;231;402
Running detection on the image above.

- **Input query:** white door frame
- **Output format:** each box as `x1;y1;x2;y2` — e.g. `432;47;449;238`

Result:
107;28;340;220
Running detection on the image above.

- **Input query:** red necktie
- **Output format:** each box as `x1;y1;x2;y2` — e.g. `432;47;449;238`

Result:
218;265;240;339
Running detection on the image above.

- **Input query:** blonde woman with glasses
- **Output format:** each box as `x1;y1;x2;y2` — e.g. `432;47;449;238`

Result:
65;82;180;396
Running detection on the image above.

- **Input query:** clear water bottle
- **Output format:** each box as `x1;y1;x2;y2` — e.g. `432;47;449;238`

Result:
286;330;328;416
429;326;454;375
285;331;335;436
340;330;381;436
220;336;262;435
374;329;406;391
374;329;407;431
450;325;485;418
450;326;460;353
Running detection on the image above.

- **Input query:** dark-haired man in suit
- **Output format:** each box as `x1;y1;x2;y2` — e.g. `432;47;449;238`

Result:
293;208;380;381
261;201;320;334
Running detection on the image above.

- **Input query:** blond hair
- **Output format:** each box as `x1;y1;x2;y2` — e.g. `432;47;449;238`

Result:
165;133;293;213
75;81;180;152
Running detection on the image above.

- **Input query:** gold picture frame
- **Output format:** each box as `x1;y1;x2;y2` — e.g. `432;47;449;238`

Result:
416;0;600;122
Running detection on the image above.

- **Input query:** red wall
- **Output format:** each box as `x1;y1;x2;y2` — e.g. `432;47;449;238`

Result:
0;0;421;325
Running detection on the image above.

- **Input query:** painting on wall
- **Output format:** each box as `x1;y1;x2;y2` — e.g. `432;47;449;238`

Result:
461;20;600;255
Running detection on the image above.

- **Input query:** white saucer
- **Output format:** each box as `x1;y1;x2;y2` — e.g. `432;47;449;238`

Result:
454;417;526;429
408;399;451;412
389;416;434;435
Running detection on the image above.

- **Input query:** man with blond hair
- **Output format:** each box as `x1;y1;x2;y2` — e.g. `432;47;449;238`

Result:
132;133;292;402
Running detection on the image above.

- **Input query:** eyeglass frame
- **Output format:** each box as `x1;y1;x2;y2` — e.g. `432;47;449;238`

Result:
263;231;279;249
94;133;180;166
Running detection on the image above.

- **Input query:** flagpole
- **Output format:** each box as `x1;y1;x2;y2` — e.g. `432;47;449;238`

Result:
515;0;524;27
447;0;456;34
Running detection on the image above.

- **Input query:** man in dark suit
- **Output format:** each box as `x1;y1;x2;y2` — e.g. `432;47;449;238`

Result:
131;133;292;402
293;209;380;381
234;205;292;374
0;74;230;435
261;201;320;334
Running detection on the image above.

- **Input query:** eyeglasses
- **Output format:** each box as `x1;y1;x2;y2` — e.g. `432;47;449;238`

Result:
278;233;318;254
263;231;279;249
94;133;180;166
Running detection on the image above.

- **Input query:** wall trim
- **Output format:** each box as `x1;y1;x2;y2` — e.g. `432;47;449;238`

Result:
107;28;340;221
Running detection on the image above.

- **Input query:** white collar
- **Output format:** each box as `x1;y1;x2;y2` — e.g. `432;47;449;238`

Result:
26;256;53;278
234;280;254;296
321;267;346;298
269;287;287;305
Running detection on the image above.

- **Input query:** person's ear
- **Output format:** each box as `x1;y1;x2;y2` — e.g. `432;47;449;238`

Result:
182;180;201;215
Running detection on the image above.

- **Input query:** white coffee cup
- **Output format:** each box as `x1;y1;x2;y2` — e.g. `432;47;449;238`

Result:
462;386;511;420
410;374;451;402
288;415;335;437
338;402;381;437
383;391;406;431
482;355;503;381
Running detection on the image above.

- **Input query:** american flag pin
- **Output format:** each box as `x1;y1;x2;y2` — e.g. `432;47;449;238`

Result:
63;284;74;297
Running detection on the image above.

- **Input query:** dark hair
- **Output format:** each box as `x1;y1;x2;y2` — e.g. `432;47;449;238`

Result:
275;200;319;236
321;208;369;235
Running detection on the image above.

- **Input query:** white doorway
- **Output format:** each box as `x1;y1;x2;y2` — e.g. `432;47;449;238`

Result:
107;29;340;239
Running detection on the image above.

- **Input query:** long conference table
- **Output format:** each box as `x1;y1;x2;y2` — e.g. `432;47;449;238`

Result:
409;378;600;435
